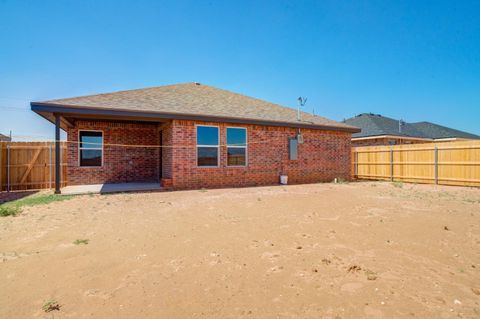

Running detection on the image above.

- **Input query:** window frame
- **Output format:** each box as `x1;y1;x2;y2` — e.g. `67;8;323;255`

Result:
195;125;220;168
78;130;104;168
226;126;248;167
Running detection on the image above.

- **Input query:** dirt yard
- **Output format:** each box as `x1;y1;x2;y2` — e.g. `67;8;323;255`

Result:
1;182;479;318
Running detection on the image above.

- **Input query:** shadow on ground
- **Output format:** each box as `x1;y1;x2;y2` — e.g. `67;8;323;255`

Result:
0;191;38;204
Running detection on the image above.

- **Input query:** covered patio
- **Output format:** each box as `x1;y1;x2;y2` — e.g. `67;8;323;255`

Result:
61;182;163;195
30;107;172;194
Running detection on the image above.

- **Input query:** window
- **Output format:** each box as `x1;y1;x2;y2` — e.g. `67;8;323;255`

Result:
79;131;103;167
227;127;247;166
197;126;219;167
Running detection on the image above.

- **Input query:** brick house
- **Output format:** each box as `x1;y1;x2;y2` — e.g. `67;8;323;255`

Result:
31;83;359;193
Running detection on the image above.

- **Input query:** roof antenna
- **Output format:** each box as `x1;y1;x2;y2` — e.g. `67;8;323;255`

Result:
297;97;307;121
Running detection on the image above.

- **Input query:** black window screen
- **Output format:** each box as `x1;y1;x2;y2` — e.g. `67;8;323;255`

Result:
79;131;103;167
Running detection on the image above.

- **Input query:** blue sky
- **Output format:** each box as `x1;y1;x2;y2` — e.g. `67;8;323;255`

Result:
0;0;479;140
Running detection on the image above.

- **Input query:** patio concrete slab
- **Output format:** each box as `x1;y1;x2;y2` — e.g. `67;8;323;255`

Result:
61;182;162;195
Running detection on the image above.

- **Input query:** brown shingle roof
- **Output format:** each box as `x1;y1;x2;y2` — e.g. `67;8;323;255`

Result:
33;83;358;132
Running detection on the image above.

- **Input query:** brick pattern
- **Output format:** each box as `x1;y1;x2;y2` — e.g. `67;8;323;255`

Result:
161;122;173;179
66;119;352;189
167;120;352;190
67;120;159;185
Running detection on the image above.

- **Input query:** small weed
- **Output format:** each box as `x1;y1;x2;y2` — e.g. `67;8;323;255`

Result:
0;205;21;217
392;181;403;188
199;188;208;192
364;269;377;280
42;299;60;312
73;239;89;245
321;258;331;265
334;178;350;184
347;265;362;273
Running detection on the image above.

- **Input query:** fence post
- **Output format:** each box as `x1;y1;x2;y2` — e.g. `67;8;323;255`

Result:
434;146;438;185
54;115;61;194
390;146;394;181
49;144;52;189
353;150;357;178
7;145;10;192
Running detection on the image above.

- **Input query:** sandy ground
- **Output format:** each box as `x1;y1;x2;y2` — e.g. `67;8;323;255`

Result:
1;181;480;319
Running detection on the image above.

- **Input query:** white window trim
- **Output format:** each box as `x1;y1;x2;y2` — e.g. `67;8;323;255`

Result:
195;125;220;168
78;130;104;168
226;127;248;167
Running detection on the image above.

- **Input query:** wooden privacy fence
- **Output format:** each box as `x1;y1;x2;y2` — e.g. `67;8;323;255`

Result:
0;142;67;191
352;140;480;187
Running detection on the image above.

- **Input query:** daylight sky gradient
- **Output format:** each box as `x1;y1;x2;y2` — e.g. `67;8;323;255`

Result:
1;0;479;140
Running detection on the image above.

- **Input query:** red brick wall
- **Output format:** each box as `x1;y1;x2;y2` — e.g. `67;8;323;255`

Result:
167;120;352;190
161;121;173;179
67;120;160;185
66;119;352;189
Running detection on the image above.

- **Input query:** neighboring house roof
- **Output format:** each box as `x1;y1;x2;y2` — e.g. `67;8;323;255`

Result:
410;121;480;139
344;113;479;139
31;83;359;133
0;133;11;142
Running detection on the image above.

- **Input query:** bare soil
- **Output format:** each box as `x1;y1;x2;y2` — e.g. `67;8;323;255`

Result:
1;182;480;318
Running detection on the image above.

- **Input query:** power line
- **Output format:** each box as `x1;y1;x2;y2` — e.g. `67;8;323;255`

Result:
0;96;31;102
0;106;30;111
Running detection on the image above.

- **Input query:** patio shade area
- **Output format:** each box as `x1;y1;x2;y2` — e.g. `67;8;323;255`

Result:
61;182;162;195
